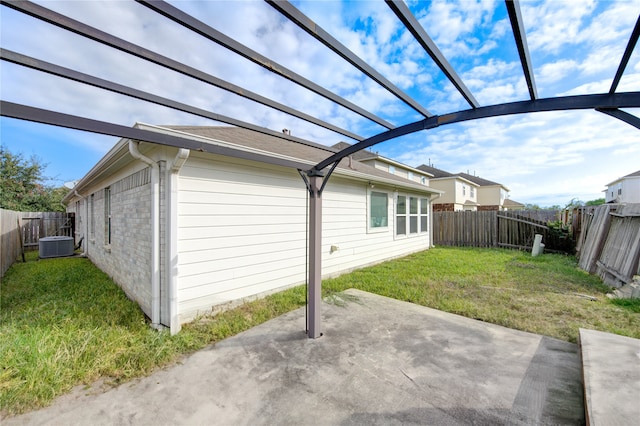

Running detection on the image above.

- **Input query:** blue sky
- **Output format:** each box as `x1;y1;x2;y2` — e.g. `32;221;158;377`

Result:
1;0;639;206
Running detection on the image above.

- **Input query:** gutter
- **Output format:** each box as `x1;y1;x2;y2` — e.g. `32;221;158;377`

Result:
167;148;189;334
129;140;161;329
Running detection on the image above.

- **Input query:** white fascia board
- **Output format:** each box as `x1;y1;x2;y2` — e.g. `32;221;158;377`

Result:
139;124;441;194
429;176;480;187
334;167;443;195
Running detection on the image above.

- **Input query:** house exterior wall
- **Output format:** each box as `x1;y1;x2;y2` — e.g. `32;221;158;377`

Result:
428;179;477;211
606;177;640;203
79;166;154;317
477;185;506;208
175;152;432;323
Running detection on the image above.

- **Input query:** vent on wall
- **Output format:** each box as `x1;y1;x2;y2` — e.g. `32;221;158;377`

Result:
39;236;74;258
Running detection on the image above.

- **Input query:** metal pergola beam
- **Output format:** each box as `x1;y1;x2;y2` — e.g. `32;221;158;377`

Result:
266;0;432;118
0;101;311;171
2;0;640;340
2;0;362;141
137;0;394;131
386;0;479;109
505;0;538;100
596;108;640;130
610;15;640;94
313;92;640;172
0;49;357;149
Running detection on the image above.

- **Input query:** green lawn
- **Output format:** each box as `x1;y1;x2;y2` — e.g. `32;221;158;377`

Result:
1;247;638;416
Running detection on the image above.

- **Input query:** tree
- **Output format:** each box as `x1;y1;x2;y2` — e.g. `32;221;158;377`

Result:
0;147;66;212
585;198;605;206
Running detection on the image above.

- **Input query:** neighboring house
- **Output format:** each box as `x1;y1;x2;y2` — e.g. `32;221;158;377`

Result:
416;165;479;211
415;166;524;211
604;170;640;203
333;142;433;186
64;125;441;334
457;173;521;211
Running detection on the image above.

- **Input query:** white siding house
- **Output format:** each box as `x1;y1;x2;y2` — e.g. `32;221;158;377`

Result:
64;125;440;333
605;170;640;203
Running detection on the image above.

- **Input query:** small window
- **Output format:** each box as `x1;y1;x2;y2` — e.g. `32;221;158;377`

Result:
462;185;466;196
104;187;111;245
618;188;622;195
421;176;427;185
90;193;95;238
369;191;388;229
408;171;414;181
389;165;395;174
470;187;475;198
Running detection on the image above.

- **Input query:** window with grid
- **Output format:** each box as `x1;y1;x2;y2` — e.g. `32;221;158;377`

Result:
396;195;428;237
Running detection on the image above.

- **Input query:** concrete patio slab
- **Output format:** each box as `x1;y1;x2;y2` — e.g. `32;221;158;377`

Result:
579;328;640;425
5;289;584;425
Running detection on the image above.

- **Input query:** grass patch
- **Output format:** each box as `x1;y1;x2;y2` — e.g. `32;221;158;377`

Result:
0;253;305;416
322;247;638;343
2;247;638;416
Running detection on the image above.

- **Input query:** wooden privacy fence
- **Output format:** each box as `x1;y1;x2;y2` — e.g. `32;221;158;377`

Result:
432;210;572;253
576;204;640;287
0;209;75;278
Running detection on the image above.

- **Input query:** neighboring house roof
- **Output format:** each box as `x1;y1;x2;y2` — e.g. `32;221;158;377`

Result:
503;198;525;208
458;173;499;187
605;169;640;186
416;164;455;178
332;143;434;178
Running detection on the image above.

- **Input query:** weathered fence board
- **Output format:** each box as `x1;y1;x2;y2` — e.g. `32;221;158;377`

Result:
577;205;612;273
594;210;640;287
575;203;640;287
432;210;566;252
0;210;75;278
1;209;22;279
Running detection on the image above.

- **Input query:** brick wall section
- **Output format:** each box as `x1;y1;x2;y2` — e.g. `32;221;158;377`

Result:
87;168;153;317
433;203;455;212
478;205;499;211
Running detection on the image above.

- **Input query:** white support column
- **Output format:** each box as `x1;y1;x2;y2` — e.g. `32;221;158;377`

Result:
307;174;323;338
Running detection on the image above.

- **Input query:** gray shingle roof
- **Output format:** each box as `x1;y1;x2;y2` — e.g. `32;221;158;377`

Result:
416;164;455;178
163;126;435;191
457;172;501;187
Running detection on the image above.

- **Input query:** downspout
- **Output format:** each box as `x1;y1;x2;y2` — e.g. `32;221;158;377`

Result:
74;190;88;256
167;148;189;334
430;193;441;247
129;140;161;329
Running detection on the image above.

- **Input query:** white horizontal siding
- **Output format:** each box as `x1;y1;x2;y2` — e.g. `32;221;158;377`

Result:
321;179;429;276
177;154;308;322
176;153;431;323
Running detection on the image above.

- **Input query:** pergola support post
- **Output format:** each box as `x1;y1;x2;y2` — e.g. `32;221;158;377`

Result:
307;173;323;338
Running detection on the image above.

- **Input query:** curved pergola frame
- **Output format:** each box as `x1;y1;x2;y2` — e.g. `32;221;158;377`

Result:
1;0;639;337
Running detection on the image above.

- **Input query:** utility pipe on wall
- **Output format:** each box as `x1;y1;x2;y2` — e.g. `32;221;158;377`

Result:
167;148;189;335
74;190;89;256
129;140;161;329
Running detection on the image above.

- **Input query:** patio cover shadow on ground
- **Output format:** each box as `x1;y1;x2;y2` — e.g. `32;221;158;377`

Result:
6;289;584;425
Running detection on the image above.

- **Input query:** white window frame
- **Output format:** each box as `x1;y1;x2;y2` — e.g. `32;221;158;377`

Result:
104;187;111;246
367;188;389;233
395;193;429;238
